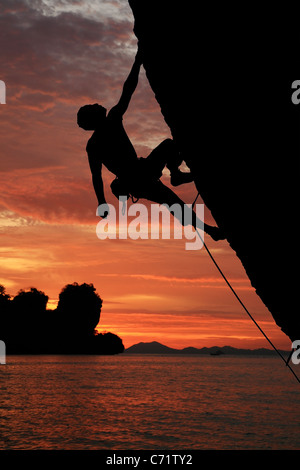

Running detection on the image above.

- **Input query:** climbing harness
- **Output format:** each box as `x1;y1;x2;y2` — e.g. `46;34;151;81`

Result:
194;218;300;385
121;194;139;215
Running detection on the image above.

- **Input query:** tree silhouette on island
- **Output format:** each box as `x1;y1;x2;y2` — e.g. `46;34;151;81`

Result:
0;283;124;355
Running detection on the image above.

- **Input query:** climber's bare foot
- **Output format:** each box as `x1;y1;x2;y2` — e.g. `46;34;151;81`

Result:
207;226;226;241
170;171;194;186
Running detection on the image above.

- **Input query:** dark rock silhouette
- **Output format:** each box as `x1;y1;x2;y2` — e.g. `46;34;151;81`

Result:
56;282;102;337
0;283;124;355
128;1;299;342
10;287;49;353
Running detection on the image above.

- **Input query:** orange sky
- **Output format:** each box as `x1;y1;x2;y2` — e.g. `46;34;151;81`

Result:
0;0;291;350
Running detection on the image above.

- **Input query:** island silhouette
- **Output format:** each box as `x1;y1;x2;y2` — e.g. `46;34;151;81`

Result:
124;341;290;357
0;283;124;355
0;280;290;358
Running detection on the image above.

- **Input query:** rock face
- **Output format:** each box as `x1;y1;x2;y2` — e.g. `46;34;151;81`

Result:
129;1;299;342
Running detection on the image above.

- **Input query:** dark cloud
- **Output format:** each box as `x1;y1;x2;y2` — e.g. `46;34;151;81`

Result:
0;0;135;104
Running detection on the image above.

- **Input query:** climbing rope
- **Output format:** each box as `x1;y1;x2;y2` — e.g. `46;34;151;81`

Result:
191;191;200;210
194;222;300;385
125;188;299;383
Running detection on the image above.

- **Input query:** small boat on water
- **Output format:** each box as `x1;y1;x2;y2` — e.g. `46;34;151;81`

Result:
210;349;223;356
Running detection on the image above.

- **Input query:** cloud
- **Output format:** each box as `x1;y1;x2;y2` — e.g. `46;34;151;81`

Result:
0;0;175;225
24;0;133;23
0;0;135;106
0;166;96;223
94;272;253;290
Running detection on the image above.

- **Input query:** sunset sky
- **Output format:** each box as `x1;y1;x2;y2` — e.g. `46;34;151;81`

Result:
0;0;291;350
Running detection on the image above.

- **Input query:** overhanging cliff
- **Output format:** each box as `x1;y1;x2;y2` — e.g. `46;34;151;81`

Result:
129;1;299;342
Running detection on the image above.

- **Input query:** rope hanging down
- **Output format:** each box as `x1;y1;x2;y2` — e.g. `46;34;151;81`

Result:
194;223;300;385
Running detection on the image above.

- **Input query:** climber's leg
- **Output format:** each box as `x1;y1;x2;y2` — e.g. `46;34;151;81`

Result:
132;179;225;241
146;139;194;186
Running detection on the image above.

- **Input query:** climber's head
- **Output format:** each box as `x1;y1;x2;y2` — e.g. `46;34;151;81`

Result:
77;104;107;131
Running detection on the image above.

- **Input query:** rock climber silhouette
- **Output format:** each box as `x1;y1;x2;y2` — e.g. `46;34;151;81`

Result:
77;46;224;241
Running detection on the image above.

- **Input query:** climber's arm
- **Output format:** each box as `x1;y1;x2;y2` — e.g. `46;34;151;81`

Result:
109;48;142;117
88;154;109;217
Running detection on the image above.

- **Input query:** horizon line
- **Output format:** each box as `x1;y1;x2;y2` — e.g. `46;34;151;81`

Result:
124;340;291;352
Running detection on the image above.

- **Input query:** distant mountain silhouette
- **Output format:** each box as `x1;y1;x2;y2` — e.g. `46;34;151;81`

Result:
125;341;178;354
124;341;289;356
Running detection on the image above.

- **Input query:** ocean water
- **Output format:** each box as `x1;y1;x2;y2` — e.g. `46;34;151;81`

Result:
0;354;299;450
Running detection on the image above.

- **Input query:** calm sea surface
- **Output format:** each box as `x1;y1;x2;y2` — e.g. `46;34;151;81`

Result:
0;355;299;450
